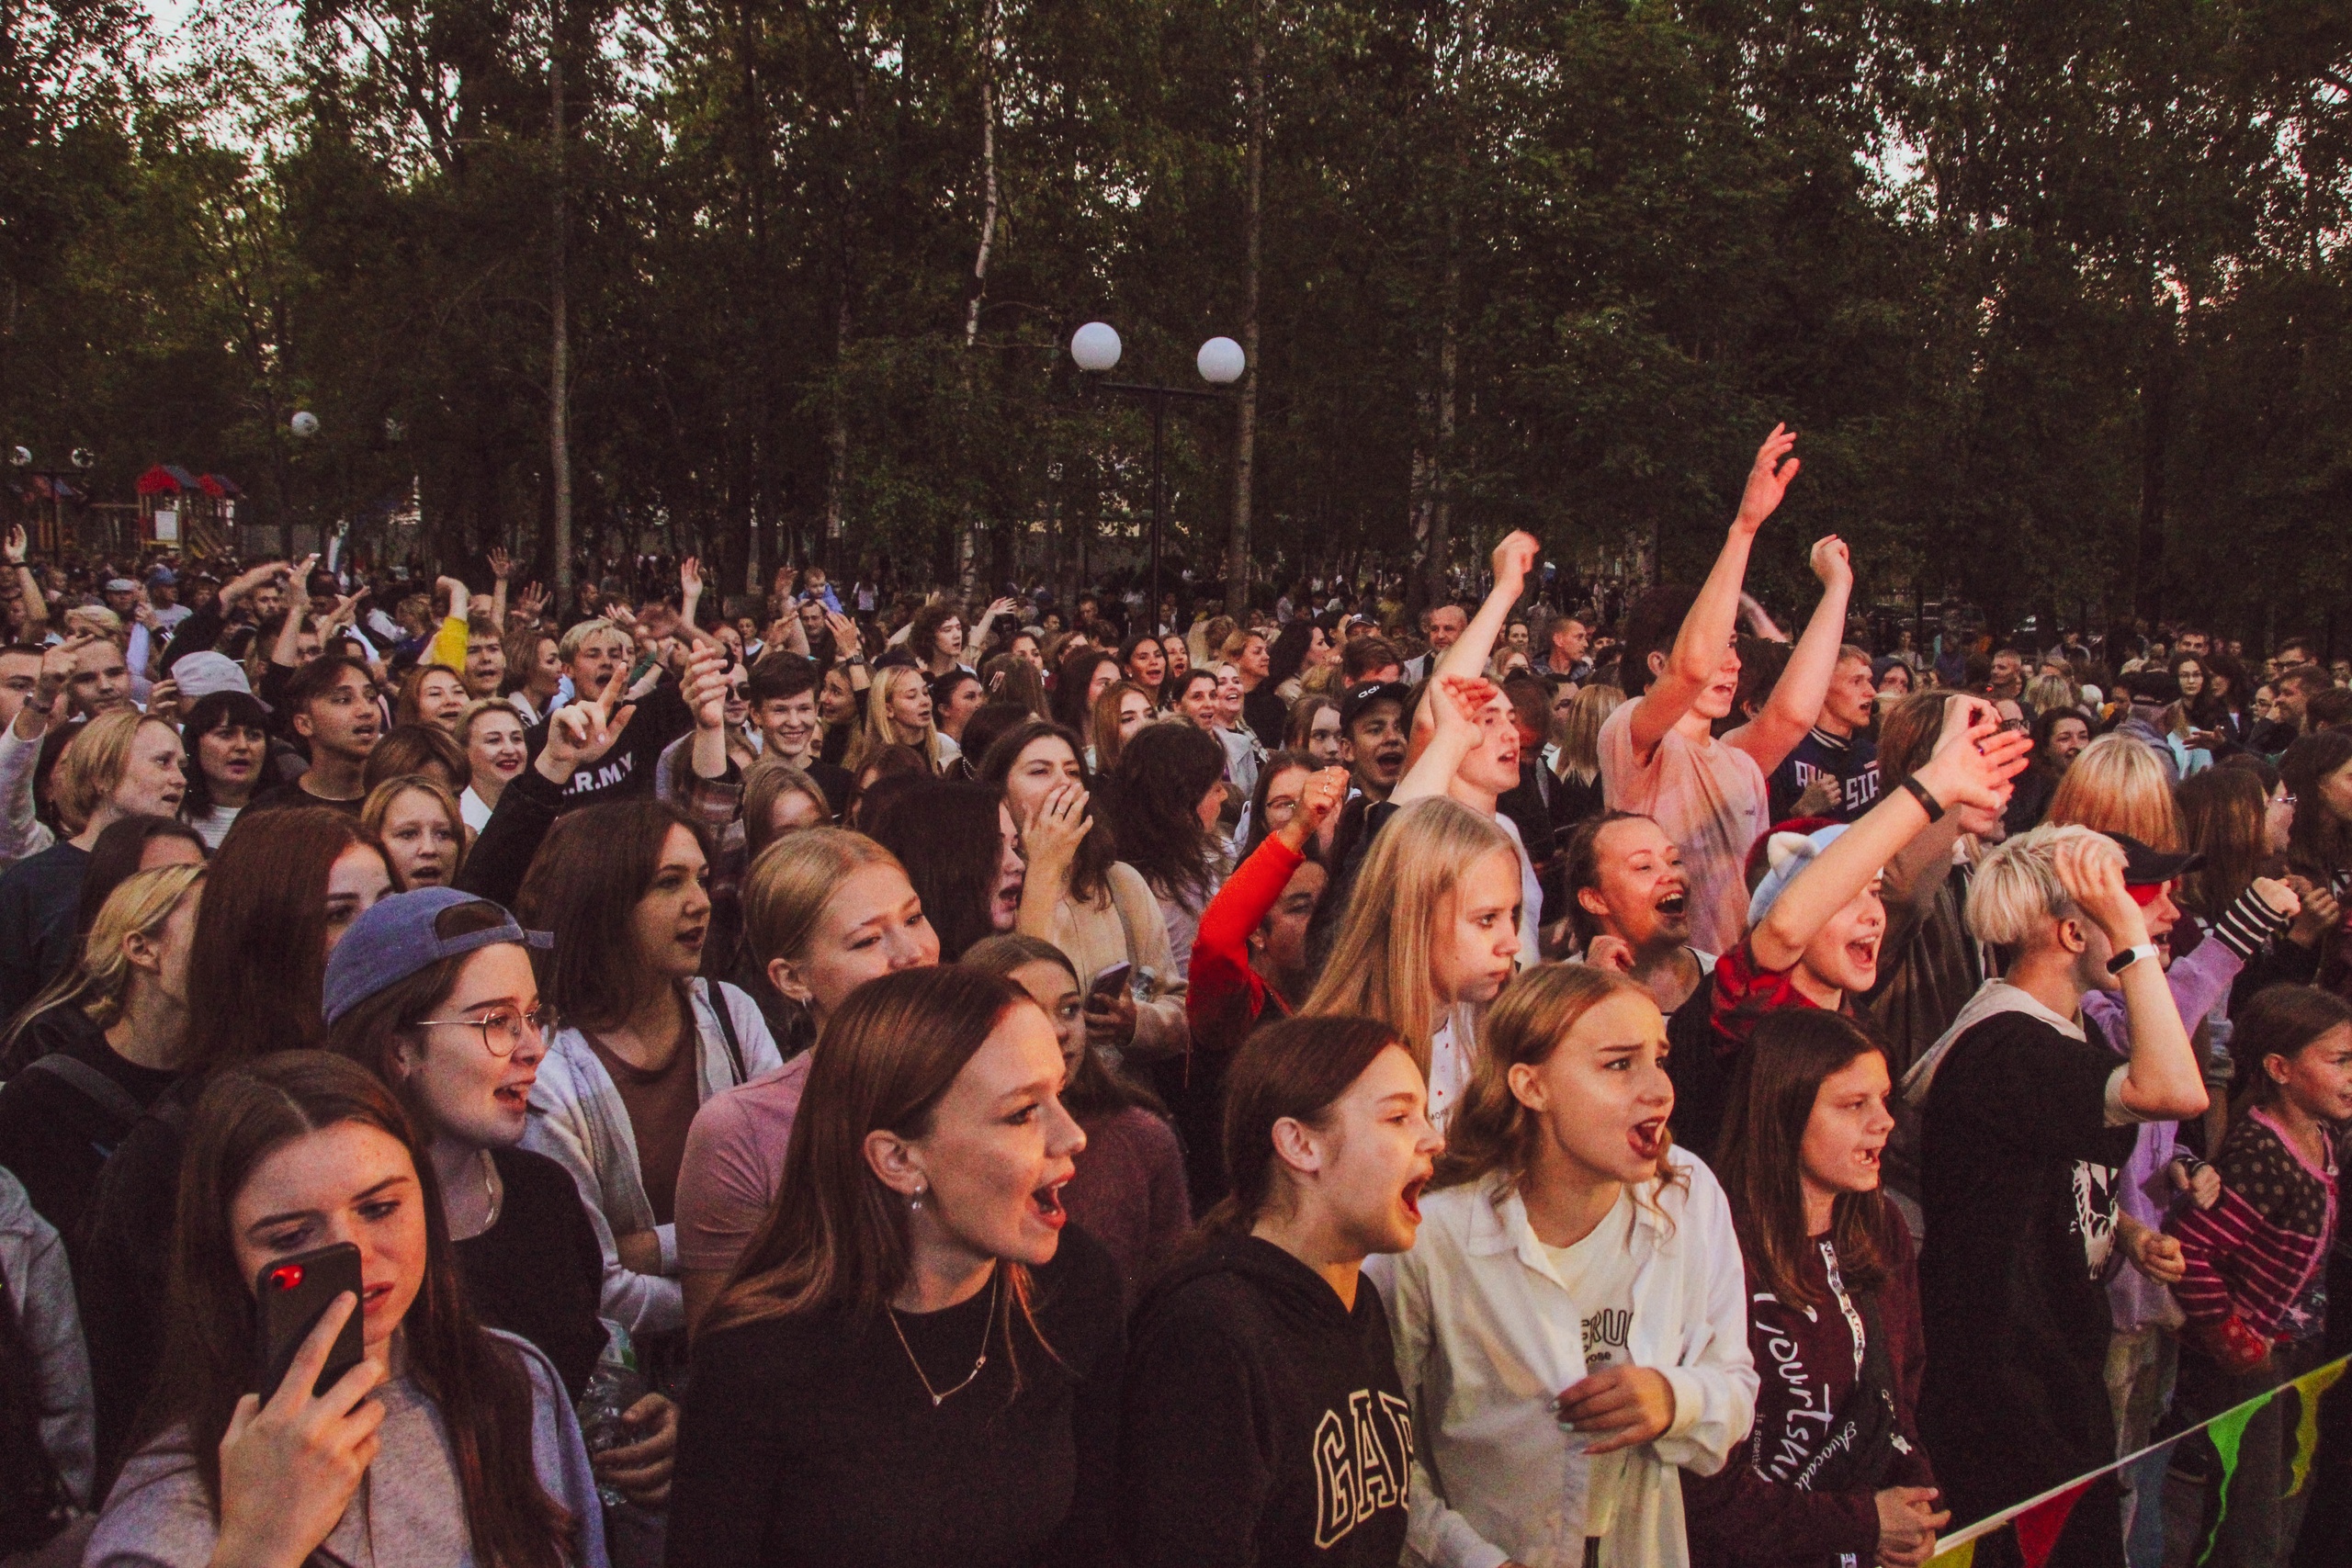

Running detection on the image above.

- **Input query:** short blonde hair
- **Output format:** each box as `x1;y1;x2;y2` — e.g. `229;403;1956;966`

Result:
1966;822;2113;947
2047;733;2182;851
53;711;170;835
453;697;526;750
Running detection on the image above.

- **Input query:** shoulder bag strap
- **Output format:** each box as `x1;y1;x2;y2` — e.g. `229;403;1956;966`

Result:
23;1051;144;1135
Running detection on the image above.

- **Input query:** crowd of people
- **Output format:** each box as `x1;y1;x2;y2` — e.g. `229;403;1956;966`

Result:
0;422;2346;1568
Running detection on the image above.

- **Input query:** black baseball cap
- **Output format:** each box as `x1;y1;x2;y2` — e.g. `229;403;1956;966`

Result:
1339;681;1410;730
2104;831;2203;890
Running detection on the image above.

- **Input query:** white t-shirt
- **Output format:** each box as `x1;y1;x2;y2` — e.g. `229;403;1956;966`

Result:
1540;1187;1643;1538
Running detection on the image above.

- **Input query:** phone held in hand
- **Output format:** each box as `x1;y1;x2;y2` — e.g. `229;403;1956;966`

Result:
254;1242;366;1401
1087;962;1134;1007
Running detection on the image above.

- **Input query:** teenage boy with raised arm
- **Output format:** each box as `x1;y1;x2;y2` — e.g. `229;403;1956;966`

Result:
1599;425;1857;955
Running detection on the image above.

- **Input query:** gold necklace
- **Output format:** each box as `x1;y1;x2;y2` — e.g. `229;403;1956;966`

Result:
886;1269;999;1407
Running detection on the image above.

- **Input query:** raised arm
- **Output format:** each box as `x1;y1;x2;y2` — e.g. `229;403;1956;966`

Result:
4;528;46;640
1432;532;1539;685
2058;839;2208;1121
1726;535;1854;773
488;547;514;629
1749;696;2029;973
1627;426;1799;761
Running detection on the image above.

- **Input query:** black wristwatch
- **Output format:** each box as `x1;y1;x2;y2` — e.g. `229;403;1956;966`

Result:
1897;774;1946;823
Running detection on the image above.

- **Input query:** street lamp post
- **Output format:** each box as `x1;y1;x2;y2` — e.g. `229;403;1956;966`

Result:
1069;322;1244;626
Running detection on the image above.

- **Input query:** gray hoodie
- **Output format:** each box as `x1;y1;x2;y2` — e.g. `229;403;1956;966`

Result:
85;1330;608;1568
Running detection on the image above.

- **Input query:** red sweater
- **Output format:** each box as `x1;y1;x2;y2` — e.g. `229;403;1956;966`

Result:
1185;835;1303;1055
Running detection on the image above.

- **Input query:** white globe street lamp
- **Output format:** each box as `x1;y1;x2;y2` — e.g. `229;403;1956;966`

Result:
1069;321;1123;374
1196;336;1246;386
1069;322;1242;619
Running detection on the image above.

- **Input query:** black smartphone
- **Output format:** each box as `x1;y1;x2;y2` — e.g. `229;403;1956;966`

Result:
1087;962;1134;1007
254;1242;366;1403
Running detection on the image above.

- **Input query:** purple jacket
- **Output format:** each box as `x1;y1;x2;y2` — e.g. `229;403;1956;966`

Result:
2083;888;2289;1331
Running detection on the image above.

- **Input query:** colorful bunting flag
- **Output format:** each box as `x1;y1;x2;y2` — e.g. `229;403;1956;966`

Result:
2013;1479;2093;1568
1924;1539;1974;1568
1917;1354;2349;1568
2290;1359;2349;1497
2196;1392;2272;1565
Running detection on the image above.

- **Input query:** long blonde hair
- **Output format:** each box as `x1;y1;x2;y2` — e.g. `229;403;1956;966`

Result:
1553;683;1624;785
1302;796;1516;1076
850;664;942;773
1433;962;1681;1202
2046;732;2183;851
1;863;205;1069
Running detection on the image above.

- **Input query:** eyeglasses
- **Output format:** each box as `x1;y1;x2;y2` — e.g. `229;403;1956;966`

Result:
413;1004;553;1057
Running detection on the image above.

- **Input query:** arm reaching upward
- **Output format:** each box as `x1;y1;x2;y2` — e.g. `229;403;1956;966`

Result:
1726;534;1855;774
1748;696;2028;973
1625;426;1799;764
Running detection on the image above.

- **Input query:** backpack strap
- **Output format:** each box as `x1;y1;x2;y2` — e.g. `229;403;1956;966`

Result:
705;980;747;1085
23;1052;145;1138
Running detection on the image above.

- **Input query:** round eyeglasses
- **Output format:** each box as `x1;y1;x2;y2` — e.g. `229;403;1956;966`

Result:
413;1004;553;1057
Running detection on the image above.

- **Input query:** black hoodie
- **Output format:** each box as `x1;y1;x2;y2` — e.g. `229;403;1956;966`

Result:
1117;1233;1412;1567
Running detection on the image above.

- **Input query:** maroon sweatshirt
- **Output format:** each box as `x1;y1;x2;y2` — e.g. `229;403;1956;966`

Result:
1685;1209;1938;1568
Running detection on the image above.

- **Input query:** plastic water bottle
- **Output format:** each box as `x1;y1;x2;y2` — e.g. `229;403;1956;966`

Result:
578;1323;648;1508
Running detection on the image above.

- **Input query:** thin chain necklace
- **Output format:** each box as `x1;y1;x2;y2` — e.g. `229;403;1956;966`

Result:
886;1268;998;1407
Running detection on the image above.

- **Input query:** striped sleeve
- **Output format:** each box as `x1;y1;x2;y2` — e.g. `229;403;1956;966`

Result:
2209;884;2291;962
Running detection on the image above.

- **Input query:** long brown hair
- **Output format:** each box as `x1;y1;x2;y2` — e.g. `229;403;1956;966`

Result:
186;809;387;1071
514;799;707;1031
1712;1010;1893;1310
1434;963;1680;1196
961;933;1164;1121
977;719;1116;906
1202;1014;1407;1235
140;1053;573;1566
2280;730;2352;880
2176;765;2269;921
706;965;1045;1333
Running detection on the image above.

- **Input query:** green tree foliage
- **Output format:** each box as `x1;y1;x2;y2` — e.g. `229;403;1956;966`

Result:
8;0;2352;637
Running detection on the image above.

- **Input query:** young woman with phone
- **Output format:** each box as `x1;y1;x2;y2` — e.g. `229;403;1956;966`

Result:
74;809;393;1483
669;965;1120;1565
86;1051;605;1568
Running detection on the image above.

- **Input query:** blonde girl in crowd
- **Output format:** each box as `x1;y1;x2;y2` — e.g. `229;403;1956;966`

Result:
1380;963;1755;1568
848;663;954;774
1303;795;1523;1126
362;774;468;889
456;697;530;832
673;829;939;1331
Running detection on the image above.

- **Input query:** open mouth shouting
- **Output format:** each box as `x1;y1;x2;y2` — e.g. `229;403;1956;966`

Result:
1845;935;1880;973
1402;1175;1429;1224
1655;889;1688;919
1629;1117;1667;1161
492;1074;535;1115
1028;1179;1070;1231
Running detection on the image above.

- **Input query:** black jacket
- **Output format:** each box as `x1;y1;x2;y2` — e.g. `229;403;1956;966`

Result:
1118;1233;1412;1568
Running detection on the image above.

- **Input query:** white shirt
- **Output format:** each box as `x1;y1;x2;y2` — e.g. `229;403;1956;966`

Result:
1539;1190;1643;1538
1372;1156;1757;1568
1494;811;1544;968
459;784;495;834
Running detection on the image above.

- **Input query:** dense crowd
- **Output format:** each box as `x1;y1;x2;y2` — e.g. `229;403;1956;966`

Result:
0;425;2347;1568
